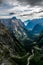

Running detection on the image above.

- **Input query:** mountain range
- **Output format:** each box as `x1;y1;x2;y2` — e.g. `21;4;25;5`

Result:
0;17;43;42
24;18;43;35
0;21;43;65
24;18;43;30
0;17;43;65
0;17;33;51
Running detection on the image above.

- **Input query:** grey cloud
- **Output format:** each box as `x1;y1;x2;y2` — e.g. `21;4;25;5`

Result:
0;0;3;3
20;9;43;17
20;13;33;17
35;10;43;13
40;15;43;17
17;0;43;6
9;12;15;15
0;0;43;6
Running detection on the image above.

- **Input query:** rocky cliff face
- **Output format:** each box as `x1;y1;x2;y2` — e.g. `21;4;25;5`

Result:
0;22;28;65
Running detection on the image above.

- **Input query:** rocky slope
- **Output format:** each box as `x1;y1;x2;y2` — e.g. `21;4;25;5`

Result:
0;22;31;65
0;18;33;52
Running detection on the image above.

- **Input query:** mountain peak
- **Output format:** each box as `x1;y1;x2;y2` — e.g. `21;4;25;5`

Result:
12;17;17;20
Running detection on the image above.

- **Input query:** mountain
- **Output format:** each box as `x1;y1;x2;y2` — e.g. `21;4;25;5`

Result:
0;17;33;51
23;18;43;42
0;18;12;32
0;22;26;55
28;23;43;41
24;20;31;26
11;17;33;51
1;22;41;65
0;17;24;32
24;18;43;31
32;23;43;36
0;17;43;44
25;22;36;31
37;30;43;47
0;22;30;65
0;19;43;65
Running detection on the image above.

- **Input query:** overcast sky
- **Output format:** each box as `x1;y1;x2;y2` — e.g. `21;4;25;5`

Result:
0;0;43;21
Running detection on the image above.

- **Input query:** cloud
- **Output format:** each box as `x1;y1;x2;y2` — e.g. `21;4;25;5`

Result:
0;0;43;21
17;0;43;6
0;0;2;3
0;0;43;6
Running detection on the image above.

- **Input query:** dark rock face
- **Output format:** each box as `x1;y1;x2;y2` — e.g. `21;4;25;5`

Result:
0;23;30;65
